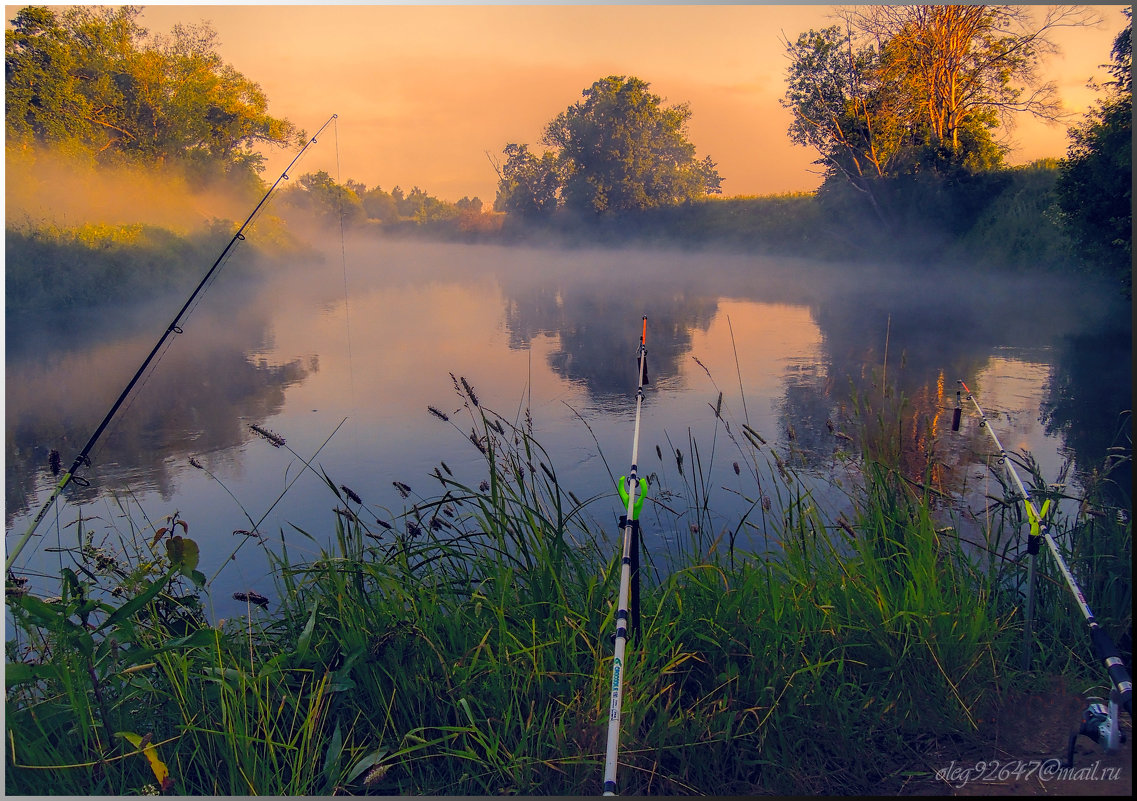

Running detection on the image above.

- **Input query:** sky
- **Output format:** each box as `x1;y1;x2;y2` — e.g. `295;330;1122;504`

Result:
12;3;1134;202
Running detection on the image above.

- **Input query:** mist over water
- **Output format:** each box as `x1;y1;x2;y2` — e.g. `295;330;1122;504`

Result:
5;147;261;231
5;236;1131;619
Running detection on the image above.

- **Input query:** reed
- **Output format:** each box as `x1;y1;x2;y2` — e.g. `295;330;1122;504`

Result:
5;379;1129;794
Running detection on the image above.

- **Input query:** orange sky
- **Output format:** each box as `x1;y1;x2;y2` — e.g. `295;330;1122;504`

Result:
23;3;1135;202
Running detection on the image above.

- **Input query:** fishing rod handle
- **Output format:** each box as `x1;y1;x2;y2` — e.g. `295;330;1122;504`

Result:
1091;625;1134;716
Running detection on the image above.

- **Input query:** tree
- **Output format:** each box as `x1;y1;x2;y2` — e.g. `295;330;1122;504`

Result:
783;6;1095;185
5;5;101;146
494;75;721;217
361;185;399;224
1056;8;1131;294
544;76;721;214
492;143;561;217
5;5;299;180
781;26;903;223
278;171;365;227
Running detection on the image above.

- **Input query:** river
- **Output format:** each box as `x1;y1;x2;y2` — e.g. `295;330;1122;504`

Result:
5;237;1131;623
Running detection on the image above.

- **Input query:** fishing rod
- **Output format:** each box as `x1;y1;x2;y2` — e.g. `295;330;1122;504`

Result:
6;114;339;573
603;315;649;797
952;380;1044;672
953;380;1132;730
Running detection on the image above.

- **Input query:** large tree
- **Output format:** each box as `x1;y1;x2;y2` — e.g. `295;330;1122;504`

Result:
5;5;298;179
1056;8;1131;294
495;75;721;216
783;5;1095;189
781;26;903;222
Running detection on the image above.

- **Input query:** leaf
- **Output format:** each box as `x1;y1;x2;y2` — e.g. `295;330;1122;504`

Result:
118;731;171;790
165;536;200;575
344;747;390;784
119;628;218;666
97;568;175;633
295;599;319;662
5;661;62;687
322;722;344;787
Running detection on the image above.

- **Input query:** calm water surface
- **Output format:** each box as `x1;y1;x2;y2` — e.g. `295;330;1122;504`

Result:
6;239;1131;622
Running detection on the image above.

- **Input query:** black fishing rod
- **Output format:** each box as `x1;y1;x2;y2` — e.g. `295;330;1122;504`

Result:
954;380;1132;728
603;316;649;796
6;113;339;572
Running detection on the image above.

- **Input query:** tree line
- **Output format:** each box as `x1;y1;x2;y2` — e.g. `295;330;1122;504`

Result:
275;172;491;234
773;5;1129;290
487;6;1128;291
5;5;1131;293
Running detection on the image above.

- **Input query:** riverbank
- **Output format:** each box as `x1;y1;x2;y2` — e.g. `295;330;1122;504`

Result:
8;159;1127;317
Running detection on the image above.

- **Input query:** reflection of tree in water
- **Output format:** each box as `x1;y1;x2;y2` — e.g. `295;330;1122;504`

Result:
776;358;836;463
1041;321;1132;503
502;277;718;398
5;334;314;524
494;253;1125;495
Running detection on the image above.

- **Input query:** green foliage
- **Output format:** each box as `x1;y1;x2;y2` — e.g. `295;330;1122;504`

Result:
781;26;902;192
5;5;299;182
493;143;560;218
946;160;1073;270
1056;9;1132;294
277;170;366;228
4;219;265;312
496;75;721;218
6;516;208;794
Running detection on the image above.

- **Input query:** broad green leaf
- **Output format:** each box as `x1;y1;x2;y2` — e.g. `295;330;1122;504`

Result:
5;661;63;687
165;536;200;575
344;748;390;784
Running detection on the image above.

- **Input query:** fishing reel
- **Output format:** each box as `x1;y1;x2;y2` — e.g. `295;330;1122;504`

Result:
1063;687;1126;768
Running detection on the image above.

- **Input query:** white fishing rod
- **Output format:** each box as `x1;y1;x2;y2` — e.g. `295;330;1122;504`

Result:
603;316;649;796
6;114;339;573
954;380;1132;728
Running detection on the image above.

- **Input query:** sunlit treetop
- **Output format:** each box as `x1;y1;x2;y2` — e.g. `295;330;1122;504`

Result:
5;5;301;182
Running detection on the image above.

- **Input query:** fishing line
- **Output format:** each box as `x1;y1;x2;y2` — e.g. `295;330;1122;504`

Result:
6;114;340;573
333;115;359;469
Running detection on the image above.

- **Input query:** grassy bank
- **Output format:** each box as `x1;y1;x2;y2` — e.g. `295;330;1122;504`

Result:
5;384;1131;794
4;215;303;314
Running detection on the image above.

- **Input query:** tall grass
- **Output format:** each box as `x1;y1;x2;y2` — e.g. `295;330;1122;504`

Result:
5;377;1130;794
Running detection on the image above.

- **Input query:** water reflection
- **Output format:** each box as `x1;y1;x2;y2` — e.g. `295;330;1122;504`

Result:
492;248;1128;491
1041;321;1133;500
5;276;315;523
6;241;1129;586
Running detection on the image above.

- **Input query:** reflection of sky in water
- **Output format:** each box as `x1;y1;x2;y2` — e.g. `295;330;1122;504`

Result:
6;241;1128;624
955;353;1071;529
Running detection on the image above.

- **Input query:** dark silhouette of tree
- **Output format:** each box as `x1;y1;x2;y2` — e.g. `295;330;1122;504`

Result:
1056;8;1132;295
